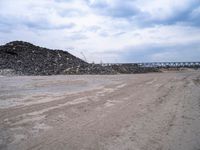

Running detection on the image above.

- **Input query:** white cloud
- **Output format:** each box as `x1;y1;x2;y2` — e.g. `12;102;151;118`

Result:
0;0;200;63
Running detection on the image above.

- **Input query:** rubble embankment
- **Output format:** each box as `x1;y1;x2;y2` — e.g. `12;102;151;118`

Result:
0;41;159;75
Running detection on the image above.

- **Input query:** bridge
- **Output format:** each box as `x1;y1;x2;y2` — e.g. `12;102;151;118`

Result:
101;62;200;68
138;62;200;68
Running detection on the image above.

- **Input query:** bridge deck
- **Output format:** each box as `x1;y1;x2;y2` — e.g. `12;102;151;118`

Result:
101;62;200;68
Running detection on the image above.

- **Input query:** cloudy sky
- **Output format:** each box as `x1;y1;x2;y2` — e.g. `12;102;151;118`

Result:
0;0;200;63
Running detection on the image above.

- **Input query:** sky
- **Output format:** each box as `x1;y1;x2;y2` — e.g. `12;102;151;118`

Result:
0;0;200;63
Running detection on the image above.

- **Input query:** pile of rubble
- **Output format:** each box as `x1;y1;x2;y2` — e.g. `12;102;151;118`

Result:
0;41;158;75
104;64;159;74
0;41;116;75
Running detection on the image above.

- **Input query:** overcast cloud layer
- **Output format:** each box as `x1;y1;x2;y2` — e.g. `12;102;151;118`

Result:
0;0;200;63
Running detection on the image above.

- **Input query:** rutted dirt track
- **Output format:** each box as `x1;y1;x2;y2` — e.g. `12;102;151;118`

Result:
0;71;200;150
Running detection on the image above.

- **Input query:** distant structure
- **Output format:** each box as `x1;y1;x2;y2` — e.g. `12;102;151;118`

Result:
101;62;200;68
138;62;200;68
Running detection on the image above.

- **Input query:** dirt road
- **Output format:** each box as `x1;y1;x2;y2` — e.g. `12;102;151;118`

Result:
0;71;200;150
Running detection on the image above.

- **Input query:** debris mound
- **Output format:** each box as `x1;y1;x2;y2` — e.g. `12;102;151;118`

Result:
0;41;115;75
0;41;158;75
105;64;159;74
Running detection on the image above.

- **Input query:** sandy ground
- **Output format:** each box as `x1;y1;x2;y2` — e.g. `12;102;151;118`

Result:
0;71;200;150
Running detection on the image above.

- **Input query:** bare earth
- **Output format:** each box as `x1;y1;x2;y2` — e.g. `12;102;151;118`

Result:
0;71;200;150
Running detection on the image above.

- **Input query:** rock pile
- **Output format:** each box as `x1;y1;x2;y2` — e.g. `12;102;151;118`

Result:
104;64;159;74
0;41;158;75
0;41;116;75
